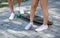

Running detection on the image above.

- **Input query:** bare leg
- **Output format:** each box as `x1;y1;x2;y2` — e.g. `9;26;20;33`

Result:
35;0;48;32
30;0;39;22
17;0;21;8
8;0;15;20
8;0;14;13
25;0;39;30
40;0;48;25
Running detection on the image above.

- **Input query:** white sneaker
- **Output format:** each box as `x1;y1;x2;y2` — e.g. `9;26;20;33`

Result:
35;24;48;32
25;22;33;30
9;13;15;20
20;8;24;14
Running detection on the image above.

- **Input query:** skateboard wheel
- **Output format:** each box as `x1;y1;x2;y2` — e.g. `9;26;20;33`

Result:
16;14;21;18
47;20;53;25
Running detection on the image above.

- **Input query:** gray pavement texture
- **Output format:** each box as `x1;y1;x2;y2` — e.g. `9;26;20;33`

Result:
0;0;60;38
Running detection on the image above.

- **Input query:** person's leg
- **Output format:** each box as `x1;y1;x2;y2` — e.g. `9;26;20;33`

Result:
35;0;48;32
8;0;15;20
17;0;24;14
30;0;39;23
17;0;21;7
40;0;48;25
25;0;39;30
8;0;14;13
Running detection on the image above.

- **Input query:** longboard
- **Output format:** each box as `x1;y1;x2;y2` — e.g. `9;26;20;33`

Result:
16;13;53;26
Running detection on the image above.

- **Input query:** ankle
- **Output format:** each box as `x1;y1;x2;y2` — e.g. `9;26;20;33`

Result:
30;22;33;24
42;24;48;26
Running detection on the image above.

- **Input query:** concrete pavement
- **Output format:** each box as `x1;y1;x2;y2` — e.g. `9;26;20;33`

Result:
0;0;60;38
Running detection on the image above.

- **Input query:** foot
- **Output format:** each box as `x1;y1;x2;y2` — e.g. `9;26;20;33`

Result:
35;24;48;32
20;7;24;14
9;13;15;20
25;22;33;30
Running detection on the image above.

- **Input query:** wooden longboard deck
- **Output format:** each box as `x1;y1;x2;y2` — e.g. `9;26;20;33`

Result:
20;14;53;25
21;14;43;23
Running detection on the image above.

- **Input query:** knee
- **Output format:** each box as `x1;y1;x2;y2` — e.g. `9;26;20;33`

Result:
31;3;38;9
